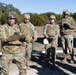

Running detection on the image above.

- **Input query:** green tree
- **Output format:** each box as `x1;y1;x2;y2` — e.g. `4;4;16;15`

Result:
0;11;8;24
72;13;76;22
30;13;48;26
0;2;21;24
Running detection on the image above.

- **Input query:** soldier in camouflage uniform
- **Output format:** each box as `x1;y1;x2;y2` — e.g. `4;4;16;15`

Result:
43;15;60;66
19;14;37;67
60;9;76;63
0;11;26;75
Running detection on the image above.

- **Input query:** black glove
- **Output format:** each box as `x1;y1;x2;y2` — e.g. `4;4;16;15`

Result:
63;23;70;29
19;37;25;42
47;38;53;43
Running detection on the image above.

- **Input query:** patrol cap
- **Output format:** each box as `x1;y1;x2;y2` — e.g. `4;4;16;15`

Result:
49;15;56;20
8;11;18;19
24;14;30;19
63;9;70;15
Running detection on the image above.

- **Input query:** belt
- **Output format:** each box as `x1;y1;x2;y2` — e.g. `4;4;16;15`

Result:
2;44;21;46
7;44;21;46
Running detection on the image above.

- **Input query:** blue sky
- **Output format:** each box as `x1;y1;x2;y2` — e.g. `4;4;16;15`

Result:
0;0;76;14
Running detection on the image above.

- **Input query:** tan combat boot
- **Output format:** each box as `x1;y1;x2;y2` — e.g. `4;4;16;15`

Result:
62;54;67;62
26;61;30;69
26;60;33;69
70;60;74;64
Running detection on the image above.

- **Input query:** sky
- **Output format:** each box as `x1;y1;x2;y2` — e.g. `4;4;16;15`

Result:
0;0;76;14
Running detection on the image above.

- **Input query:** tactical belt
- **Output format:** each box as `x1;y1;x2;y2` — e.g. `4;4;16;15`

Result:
2;43;21;46
7;44;21;46
49;36;54;38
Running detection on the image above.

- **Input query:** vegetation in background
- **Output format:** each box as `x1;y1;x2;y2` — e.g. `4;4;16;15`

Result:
0;2;76;26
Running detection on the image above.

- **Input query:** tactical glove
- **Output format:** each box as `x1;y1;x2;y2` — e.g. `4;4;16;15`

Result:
19;37;25;42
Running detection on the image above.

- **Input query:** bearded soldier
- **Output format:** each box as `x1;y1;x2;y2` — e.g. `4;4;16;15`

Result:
0;11;26;75
60;9;76;63
19;14;37;68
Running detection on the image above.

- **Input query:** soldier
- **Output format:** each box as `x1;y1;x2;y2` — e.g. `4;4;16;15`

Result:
60;9;76;63
19;14;37;68
0;11;26;75
43;15;60;66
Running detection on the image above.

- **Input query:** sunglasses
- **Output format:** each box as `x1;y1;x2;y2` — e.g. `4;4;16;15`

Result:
49;18;55;20
7;17;15;20
64;14;69;15
24;18;30;20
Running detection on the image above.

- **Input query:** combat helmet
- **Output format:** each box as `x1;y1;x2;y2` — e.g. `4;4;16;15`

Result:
49;15;56;20
63;9;70;15
8;11;18;19
24;14;30;19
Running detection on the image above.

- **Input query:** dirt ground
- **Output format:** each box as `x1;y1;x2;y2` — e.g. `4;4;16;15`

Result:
8;42;76;75
2;26;76;75
9;55;76;75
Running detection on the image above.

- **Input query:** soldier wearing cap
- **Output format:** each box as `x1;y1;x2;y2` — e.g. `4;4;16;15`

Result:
0;11;26;75
60;9;76;63
43;15;60;66
19;14;37;68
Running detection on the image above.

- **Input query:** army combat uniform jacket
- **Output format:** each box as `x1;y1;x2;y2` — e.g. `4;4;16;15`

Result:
0;23;22;54
43;23;60;48
44;23;60;38
19;22;37;43
60;17;75;35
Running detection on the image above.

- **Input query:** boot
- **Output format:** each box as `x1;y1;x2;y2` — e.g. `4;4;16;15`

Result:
45;48;50;67
26;61;31;69
70;60;74;64
45;56;50;67
19;69;26;75
52;47;56;66
70;54;74;64
70;49;74;64
45;60;49;67
62;54;67;62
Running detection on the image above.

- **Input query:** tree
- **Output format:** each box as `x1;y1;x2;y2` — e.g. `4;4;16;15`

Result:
0;2;76;26
29;13;48;26
0;11;8;24
0;2;21;24
72;13;76;22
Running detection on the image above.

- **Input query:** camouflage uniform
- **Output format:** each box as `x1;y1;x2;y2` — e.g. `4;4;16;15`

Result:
43;15;60;65
55;24;60;47
60;9;76;63
0;11;26;75
19;14;37;66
